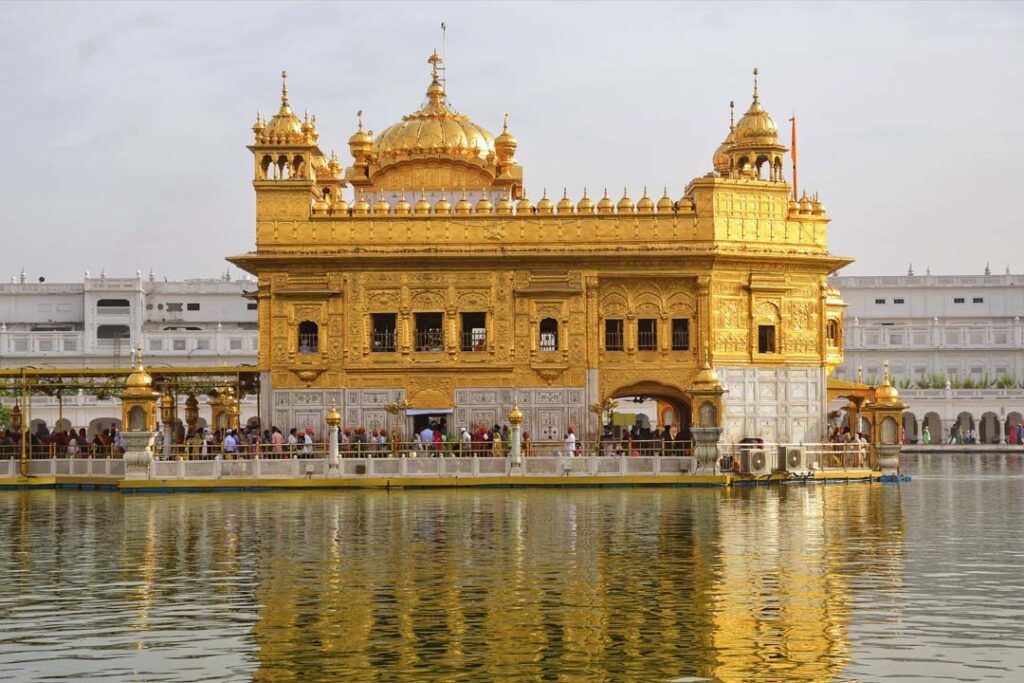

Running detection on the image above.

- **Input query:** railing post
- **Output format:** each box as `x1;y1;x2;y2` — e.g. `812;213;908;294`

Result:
472;457;480;477
619;454;627;475
177;459;185;479
213;459;222;479
653;455;661;475
253;458;261;478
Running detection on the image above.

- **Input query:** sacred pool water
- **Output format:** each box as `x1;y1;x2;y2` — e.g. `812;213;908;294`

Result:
0;453;1021;682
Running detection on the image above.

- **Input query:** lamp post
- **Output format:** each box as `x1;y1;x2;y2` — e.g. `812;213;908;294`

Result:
326;399;341;474
11;402;24;477
184;393;199;435
160;389;176;461
385;398;411;455
508;399;524;474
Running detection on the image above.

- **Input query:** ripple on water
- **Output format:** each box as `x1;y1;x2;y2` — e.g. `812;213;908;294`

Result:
0;455;1022;681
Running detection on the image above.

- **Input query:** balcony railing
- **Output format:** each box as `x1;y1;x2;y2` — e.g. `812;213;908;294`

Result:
414;329;444;352
460;332;486;352
371;331;396;353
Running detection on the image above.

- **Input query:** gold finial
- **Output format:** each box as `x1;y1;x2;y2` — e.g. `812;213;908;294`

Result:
729;100;735;130
562;187;568;198
542;187;548;198
281;70;289;106
356;109;364;131
752;67;759;102
135;344;144;369
503;112;509;132
642;185;649;197
883;359;890;384
428;49;443;80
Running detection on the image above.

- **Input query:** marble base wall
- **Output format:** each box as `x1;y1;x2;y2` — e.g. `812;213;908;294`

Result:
718;366;826;444
270;386;586;441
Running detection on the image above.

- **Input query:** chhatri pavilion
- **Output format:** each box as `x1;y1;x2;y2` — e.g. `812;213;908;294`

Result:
229;52;849;445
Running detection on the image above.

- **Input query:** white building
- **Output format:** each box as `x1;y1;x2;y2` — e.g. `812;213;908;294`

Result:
0;271;259;433
831;270;1024;444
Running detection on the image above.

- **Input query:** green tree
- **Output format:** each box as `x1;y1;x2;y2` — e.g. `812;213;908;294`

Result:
0;404;10;428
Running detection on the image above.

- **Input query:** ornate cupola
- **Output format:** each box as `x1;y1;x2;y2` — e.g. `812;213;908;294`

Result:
248;71;341;215
725;69;789;182
344;51;524;198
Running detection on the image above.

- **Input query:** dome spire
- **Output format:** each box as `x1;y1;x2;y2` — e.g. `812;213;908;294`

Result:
280;70;289;110
729;100;735;131
752;67;759;103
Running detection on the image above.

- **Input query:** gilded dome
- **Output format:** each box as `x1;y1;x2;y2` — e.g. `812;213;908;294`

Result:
352;194;371;215
494;193;513;215
577;189;594;214
617;189;634;214
536;189;554;215
733;70;778;144
636;187;654;215
434;191;452;214
516;195;533;214
475;194;493;214
373;194;391;215
394;194;411;215
495;113;517;163
455;192;473;215
657;188;674;213
125;352;153;390
597;189;614;215
262;71;303;143
373;52;496;167
414;192;432;215
556;189;574;214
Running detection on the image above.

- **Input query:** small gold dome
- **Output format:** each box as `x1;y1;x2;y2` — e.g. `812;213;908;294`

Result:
494;193;513;215
508;400;523;425
475;193;493;214
617;188;634;214
455;192;473;215
312;195;329;216
597;188;614;215
434;191;452;214
348;110;373;159
394;194;411;216
415;192;432;216
657;188;675;213
799;191;812;214
556;188;574;214
495;113;518;164
811;194;825;215
332;196;350;215
875;365;902;406
125;351;153;390
516;195;533;214
374;194;391;215
577;188;594;214
263;71;303;143
676;195;694;213
733;70;778;144
326;401;341;428
352;194;371;216
536;189;554;215
636;187;655;215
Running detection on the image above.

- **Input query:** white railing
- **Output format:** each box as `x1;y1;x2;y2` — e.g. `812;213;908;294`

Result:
3;458;125;478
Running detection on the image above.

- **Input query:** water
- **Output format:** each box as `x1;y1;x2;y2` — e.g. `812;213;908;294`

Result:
0;453;1022;682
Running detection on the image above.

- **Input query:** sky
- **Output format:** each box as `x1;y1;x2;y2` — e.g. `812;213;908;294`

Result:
0;1;1020;282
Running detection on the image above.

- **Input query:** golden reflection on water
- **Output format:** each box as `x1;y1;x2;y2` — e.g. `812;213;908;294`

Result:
0;484;909;682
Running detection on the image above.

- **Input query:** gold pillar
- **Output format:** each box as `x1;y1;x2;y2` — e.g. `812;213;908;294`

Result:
121;348;159;434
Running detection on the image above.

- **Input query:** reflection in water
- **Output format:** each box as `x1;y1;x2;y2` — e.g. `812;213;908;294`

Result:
1;455;1022;681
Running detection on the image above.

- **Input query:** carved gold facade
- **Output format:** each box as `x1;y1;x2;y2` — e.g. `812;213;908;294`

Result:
230;55;850;441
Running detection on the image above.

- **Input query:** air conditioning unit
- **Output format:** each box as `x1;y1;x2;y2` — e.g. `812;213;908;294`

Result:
740;448;770;475
777;446;808;473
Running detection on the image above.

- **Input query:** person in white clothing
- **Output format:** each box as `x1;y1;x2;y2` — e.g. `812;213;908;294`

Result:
303;428;314;455
564;427;577;457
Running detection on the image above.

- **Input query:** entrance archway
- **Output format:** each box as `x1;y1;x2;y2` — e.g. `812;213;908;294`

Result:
902;412;918;444
606;381;692;451
979;412;1000;444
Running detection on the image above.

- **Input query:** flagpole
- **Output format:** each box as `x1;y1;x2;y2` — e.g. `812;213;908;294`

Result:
789;114;798;201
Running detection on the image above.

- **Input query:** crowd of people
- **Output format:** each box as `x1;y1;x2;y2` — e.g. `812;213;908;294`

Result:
0;425;125;459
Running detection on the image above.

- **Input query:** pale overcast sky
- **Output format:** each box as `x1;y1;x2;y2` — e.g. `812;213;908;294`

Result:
0;1;1020;281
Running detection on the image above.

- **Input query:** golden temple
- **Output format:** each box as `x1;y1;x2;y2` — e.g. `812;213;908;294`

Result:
230;52;850;444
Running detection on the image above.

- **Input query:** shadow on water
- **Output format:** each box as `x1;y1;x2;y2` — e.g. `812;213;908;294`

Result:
0;454;1021;681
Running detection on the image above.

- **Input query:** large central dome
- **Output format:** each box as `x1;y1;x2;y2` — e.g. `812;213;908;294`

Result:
345;50;522;197
374;63;496;164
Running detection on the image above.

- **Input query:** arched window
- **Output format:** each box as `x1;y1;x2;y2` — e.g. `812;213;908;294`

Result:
298;321;319;354
539;318;558;352
827;319;840;347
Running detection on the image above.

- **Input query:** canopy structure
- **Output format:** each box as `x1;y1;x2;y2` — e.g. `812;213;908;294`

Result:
0;365;263;432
